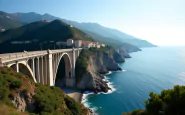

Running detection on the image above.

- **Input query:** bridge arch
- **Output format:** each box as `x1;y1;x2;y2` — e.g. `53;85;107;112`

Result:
8;61;36;82
54;53;72;87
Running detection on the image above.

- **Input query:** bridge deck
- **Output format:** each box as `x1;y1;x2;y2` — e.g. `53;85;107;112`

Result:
0;48;82;63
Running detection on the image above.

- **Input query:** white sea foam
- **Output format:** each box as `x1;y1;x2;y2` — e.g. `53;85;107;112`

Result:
82;72;118;114
105;71;112;75
99;76;117;94
114;69;127;72
81;91;99;114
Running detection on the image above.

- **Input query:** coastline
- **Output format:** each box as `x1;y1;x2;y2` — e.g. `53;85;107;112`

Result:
67;91;82;103
81;71;118;114
66;89;95;115
63;88;82;103
67;70;123;114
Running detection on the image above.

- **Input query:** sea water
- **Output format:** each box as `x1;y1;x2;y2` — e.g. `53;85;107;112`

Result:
82;46;185;115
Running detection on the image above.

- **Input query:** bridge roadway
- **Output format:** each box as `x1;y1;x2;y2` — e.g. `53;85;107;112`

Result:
0;48;82;87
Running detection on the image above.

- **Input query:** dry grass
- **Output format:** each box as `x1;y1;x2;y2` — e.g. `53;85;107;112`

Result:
0;104;28;115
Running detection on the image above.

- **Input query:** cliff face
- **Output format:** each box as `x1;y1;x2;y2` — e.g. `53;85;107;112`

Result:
11;91;35;112
0;67;89;115
118;46;142;58
76;51;123;93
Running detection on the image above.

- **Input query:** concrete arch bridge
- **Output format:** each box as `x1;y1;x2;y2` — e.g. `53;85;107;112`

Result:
0;48;82;87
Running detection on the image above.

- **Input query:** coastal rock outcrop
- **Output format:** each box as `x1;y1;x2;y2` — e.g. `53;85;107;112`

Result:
11;91;35;112
76;50;123;93
118;46;142;58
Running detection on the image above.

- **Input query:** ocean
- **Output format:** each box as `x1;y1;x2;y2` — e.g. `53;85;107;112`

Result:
82;46;185;115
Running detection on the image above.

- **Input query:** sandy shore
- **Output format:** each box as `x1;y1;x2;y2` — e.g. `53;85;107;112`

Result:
62;88;82;103
67;91;82;102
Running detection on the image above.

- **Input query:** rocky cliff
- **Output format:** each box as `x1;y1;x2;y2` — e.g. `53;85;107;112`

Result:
0;67;89;115
118;45;142;58
76;48;124;93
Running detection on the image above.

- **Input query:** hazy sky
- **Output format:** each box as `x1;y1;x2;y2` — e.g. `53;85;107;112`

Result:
0;0;184;46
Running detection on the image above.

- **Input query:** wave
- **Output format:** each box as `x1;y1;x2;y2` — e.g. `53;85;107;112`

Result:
81;91;99;114
105;71;112;75
115;69;127;72
82;71;119;114
82;76;117;114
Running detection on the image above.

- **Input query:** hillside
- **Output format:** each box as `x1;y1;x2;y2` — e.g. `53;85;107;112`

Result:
84;30;141;52
1;11;155;48
0;20;93;53
61;21;156;48
0;67;88;115
0;11;27;29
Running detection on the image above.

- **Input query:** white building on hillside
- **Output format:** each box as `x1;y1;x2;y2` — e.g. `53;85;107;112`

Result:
101;44;105;47
96;44;101;48
67;39;74;47
74;40;82;48
83;43;91;49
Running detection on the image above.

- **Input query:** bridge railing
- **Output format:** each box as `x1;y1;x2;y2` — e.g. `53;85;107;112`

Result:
0;51;47;63
0;48;82;63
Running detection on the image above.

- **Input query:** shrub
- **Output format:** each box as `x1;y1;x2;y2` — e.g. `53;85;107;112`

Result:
1;70;9;74
5;74;16;83
33;85;64;114
10;80;23;89
124;85;185;115
22;89;28;94
0;88;9;100
64;96;82;115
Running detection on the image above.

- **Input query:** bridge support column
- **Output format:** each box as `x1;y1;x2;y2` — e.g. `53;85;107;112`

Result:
30;58;35;81
16;62;19;73
66;78;75;88
72;47;75;78
47;50;54;86
35;57;40;83
43;56;47;85
52;54;56;79
40;57;44;84
77;47;80;57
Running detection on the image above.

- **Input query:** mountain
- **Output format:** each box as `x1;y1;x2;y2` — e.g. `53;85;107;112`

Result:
0;20;93;53
6;11;156;48
13;12;58;23
0;11;27;29
61;21;156;48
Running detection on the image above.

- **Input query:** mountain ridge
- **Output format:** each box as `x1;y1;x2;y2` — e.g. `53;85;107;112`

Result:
0;11;156;48
0;19;93;53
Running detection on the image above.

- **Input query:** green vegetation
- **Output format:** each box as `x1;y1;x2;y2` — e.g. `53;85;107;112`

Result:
33;84;88;115
123;85;185;115
89;45;114;54
0;20;94;53
75;49;92;83
0;67;25;106
75;46;122;82
0;67;88;115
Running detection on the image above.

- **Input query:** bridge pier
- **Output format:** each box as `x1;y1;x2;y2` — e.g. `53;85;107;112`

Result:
47;50;54;86
41;57;45;84
66;78;75;87
43;56;47;85
35;57;40;83
16;62;19;73
30;58;35;81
